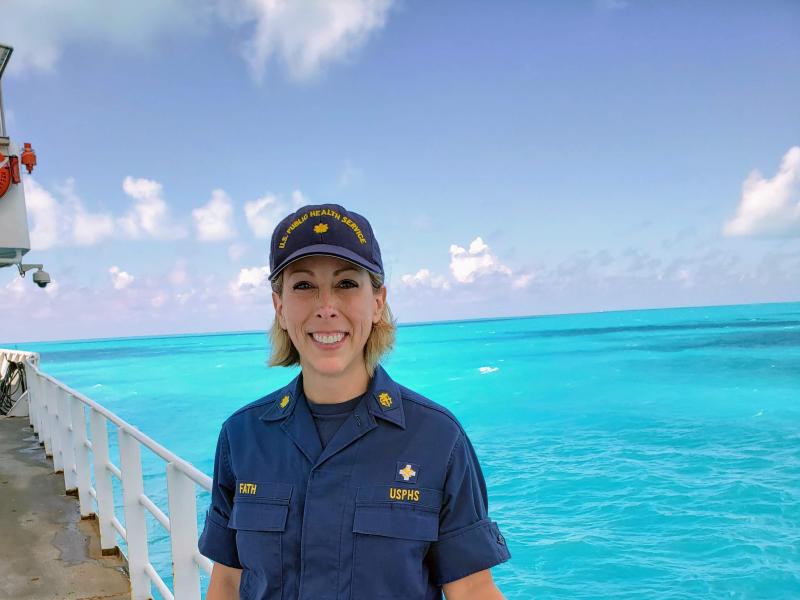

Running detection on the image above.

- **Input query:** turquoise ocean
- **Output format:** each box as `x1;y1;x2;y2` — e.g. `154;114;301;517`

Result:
5;301;800;599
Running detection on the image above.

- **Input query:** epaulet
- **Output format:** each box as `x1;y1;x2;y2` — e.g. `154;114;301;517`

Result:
397;383;464;433
228;381;295;421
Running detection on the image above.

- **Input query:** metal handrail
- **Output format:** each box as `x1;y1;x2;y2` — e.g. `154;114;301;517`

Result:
2;349;214;600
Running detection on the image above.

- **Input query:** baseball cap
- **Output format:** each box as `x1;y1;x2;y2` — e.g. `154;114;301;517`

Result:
268;204;384;281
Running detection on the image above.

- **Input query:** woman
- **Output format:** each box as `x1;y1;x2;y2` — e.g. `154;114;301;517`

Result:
199;204;510;599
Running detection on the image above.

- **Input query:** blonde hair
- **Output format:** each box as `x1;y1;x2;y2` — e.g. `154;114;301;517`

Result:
268;270;396;377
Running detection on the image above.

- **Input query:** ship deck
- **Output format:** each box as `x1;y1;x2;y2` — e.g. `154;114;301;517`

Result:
0;416;131;600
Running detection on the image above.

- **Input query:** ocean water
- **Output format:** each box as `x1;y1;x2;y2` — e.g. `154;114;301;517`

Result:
5;301;800;599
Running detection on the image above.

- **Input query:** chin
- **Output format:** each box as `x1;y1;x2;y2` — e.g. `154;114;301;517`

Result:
304;356;356;377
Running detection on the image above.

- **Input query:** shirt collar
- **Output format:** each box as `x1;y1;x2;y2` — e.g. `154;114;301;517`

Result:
364;364;405;429
259;374;302;422
259;365;405;429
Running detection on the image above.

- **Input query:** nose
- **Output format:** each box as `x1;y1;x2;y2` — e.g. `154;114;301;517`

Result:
315;287;339;320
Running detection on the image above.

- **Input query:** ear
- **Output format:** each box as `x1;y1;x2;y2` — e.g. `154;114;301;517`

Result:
372;285;387;324
272;291;287;330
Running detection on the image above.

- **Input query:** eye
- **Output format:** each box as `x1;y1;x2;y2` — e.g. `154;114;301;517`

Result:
337;279;359;289
292;280;313;290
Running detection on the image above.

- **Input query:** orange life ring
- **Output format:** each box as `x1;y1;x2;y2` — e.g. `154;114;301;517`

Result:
0;163;10;199
0;153;10;198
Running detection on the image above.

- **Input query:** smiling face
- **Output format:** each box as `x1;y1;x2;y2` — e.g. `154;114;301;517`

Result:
272;255;386;388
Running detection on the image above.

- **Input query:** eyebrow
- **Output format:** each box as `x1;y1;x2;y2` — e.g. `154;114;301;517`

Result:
287;267;359;277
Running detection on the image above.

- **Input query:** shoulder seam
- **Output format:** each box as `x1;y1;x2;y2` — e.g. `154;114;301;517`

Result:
227;395;277;419
399;387;465;433
220;427;234;477
446;431;465;471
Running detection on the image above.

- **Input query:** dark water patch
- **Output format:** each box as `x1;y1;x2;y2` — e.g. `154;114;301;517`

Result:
38;343;267;363
635;330;800;353
14;329;265;348
510;319;800;340
401;319;800;346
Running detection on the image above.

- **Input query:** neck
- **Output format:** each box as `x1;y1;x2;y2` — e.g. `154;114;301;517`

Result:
301;361;370;404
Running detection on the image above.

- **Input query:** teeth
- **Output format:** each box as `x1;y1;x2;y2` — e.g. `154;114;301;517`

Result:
312;332;345;344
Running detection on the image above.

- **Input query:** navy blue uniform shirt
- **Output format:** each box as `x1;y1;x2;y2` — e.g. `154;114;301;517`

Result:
198;365;510;599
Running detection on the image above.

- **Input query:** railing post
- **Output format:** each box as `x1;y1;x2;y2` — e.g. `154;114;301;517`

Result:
89;409;117;553
119;427;152;600
167;463;201;600
39;377;53;456
58;388;78;492
24;361;40;434
47;380;64;472
69;395;93;516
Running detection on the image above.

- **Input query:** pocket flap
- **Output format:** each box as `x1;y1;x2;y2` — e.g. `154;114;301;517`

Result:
234;480;293;502
230;501;289;532
353;505;439;542
356;485;442;510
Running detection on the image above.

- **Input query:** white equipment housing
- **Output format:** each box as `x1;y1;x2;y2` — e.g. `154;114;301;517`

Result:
0;137;32;263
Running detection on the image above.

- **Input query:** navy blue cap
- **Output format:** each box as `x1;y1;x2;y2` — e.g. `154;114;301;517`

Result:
268;204;384;281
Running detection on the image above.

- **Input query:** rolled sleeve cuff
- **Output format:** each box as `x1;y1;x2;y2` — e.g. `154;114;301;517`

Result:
198;510;241;569
428;519;511;585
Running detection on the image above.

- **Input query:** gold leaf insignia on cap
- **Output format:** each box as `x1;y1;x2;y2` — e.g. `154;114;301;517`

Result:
313;222;329;234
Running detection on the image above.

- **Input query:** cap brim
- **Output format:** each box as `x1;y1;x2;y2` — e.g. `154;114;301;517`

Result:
269;244;382;281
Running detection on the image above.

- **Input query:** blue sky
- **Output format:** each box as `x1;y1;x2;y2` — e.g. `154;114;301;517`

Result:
1;0;799;344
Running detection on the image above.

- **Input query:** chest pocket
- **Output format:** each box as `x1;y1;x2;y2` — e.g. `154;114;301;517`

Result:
351;486;442;600
229;481;293;600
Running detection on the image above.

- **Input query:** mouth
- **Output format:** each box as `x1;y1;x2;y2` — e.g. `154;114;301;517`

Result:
309;331;348;348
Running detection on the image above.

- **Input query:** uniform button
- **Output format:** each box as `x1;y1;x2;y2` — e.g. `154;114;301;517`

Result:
497;533;505;545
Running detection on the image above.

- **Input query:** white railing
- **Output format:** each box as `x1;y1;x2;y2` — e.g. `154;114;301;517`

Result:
4;350;214;600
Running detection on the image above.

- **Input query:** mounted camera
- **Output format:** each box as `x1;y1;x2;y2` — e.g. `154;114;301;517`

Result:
32;269;51;288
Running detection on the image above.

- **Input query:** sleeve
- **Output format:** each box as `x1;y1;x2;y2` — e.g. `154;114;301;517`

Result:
426;431;511;585
197;425;242;569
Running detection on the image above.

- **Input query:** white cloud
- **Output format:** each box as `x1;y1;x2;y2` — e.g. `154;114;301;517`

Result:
57;179;115;245
72;208;115;245
25;176;195;249
449;237;513;283
193;189;237;241
24;177;114;249
399;237;533;295
400;268;451;290
229;265;270;297
109;266;134;290
291;190;309;208
24;178;61;251
245;194;284;238
244;190;307;238
0;270;59;300
118;176;188;240
512;274;534;289
3;276;27;299
220;0;394;81
4;1;395;84
724;146;800;238
42;279;60;298
2;0;205;74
